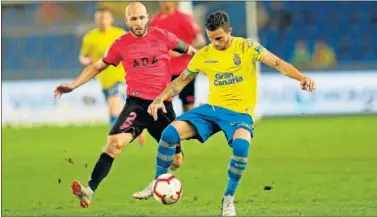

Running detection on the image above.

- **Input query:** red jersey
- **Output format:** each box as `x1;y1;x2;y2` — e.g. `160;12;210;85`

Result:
102;27;179;101
151;10;201;75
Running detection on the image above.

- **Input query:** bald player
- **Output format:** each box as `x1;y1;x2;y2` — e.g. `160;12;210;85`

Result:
53;2;196;208
79;7;147;146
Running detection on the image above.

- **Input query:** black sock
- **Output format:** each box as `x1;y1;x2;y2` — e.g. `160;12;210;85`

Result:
88;153;114;192
175;143;182;154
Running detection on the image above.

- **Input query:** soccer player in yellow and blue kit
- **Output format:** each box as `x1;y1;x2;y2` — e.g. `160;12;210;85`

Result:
134;11;316;216
80;7;145;145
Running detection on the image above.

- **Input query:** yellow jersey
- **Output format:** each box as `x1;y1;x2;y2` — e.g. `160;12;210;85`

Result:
80;27;126;89
187;37;267;118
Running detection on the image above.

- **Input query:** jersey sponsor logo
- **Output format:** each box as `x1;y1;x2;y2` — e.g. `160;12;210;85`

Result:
233;54;241;66
204;60;218;64
133;56;159;68
214;72;244;86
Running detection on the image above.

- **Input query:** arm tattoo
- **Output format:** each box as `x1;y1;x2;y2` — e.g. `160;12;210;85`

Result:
171;82;181;96
274;58;286;71
157;70;197;101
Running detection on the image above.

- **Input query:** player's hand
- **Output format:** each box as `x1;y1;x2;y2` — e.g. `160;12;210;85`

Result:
148;98;167;121
53;83;75;98
187;46;197;56
300;77;316;92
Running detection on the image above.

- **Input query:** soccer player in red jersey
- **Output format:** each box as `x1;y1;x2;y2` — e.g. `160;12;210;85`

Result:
151;2;206;112
53;2;196;208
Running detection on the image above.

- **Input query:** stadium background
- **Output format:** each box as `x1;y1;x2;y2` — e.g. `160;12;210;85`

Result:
2;1;377;216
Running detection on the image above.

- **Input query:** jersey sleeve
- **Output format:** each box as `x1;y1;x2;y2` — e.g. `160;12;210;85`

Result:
186;50;204;74
102;39;122;66
80;34;91;57
245;38;268;62
165;30;179;50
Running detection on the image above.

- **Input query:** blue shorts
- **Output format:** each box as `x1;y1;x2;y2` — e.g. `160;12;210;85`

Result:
102;81;127;101
176;104;254;145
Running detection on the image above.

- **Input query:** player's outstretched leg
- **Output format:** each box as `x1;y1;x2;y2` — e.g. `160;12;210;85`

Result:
221;129;251;216
71;133;133;208
71;180;94;208
133;121;196;200
132;125;180;200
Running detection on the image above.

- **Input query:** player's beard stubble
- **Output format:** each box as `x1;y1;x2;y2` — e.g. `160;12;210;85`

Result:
216;37;232;51
130;22;149;37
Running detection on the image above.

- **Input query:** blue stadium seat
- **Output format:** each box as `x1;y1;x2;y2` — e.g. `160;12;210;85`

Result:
3;1;376;78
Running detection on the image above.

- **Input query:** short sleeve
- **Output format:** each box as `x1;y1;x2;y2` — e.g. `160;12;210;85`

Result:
186;50;204;74
102;39;122;66
80;34;91;57
245;38;268;62
165;30;179;50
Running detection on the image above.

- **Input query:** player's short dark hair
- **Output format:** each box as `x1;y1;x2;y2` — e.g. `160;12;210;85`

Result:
96;7;113;14
205;11;231;31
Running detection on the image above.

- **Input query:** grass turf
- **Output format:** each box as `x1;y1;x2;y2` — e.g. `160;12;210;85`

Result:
2;115;377;216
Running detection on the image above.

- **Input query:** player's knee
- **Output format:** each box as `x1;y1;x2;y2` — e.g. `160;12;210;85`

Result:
233;128;252;142
232;138;250;158
105;134;129;157
161;125;180;146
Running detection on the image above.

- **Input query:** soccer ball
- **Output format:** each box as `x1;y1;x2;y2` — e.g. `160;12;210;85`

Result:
152;173;183;205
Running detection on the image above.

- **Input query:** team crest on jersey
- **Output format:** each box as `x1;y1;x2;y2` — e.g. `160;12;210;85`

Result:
233;54;241;66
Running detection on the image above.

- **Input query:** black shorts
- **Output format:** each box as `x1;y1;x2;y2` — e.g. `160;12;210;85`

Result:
109;96;176;143
171;74;195;105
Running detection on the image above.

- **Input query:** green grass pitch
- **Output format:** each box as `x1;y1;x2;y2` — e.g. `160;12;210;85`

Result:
2;115;377;216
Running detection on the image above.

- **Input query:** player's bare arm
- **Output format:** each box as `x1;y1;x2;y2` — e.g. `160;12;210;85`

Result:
53;59;109;98
148;70;197;120
261;51;316;92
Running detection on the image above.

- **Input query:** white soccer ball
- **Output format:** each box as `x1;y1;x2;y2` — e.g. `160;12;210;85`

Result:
152;173;183;205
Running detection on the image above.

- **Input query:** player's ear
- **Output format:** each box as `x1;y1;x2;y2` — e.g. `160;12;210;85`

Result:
228;27;232;34
124;16;128;25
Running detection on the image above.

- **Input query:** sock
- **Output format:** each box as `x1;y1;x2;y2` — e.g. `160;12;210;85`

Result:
155;125;180;179
224;138;250;196
88;152;114;192
110;115;118;127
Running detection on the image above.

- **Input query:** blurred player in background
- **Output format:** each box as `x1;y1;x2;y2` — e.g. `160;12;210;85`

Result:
80;7;146;145
134;11;316;216
151;1;206;112
54;2;196;208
